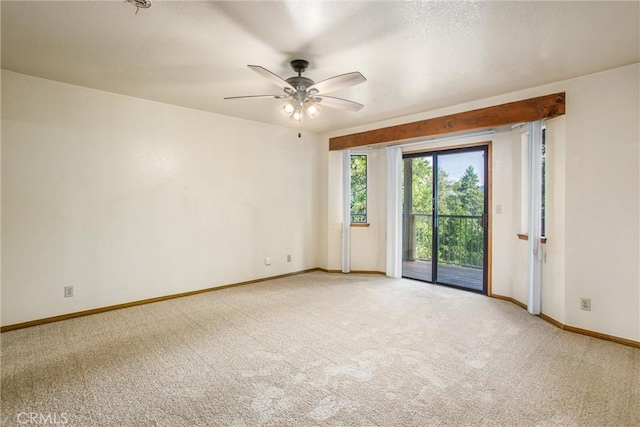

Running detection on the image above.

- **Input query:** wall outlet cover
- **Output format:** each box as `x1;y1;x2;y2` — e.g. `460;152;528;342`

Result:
580;297;591;311
64;286;74;298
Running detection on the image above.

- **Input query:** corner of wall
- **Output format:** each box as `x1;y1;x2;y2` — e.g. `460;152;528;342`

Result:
318;136;330;269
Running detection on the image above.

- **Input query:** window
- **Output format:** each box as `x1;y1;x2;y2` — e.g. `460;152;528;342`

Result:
541;128;546;237
350;154;367;223
520;133;529;234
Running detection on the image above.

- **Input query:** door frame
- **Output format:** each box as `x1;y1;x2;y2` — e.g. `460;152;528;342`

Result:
402;141;492;295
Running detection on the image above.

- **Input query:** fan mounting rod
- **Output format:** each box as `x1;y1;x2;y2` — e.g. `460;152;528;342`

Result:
286;60;314;91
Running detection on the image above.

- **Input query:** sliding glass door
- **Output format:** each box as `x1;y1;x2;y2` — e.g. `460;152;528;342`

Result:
402;146;488;293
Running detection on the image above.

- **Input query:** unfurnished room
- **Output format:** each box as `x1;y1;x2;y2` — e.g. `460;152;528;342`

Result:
1;1;639;426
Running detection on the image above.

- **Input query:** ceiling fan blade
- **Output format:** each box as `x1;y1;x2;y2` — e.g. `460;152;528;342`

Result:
316;95;364;112
248;65;295;91
307;72;366;95
224;94;288;100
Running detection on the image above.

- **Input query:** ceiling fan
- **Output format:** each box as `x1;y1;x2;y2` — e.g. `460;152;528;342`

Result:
224;59;366;122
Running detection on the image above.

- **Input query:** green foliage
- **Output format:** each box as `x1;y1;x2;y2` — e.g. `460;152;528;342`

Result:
541;132;546;236
449;166;484;216
410;158;433;214
350;155;367;223
405;158;485;268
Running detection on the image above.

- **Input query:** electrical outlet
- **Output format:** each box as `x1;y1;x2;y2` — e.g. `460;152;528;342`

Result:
64;286;74;298
265;257;271;266
580;297;591;311
287;254;292;262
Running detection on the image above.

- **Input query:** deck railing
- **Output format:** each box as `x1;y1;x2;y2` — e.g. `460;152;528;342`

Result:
406;213;484;268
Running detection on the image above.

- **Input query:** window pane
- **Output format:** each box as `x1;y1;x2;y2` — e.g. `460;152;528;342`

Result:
541;128;546;237
350;155;367;223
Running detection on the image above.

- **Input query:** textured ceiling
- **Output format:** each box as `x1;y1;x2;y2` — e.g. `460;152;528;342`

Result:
2;1;639;134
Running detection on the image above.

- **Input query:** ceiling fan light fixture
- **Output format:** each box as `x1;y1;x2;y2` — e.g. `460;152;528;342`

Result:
305;102;321;119
225;59;366;123
280;100;295;117
292;106;304;122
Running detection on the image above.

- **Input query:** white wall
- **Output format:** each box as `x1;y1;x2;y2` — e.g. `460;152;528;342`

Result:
563;65;639;340
317;139;329;269
321;63;640;342
325;150;343;270
541;116;567;324
1;70;321;326
349;148;386;272
510;127;529;306
489;133;517;299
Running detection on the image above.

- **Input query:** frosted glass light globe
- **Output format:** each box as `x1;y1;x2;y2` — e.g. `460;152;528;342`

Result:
280;101;295;117
292;107;303;122
305;103;321;118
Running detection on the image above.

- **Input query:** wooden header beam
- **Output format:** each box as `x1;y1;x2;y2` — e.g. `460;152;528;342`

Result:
329;92;565;151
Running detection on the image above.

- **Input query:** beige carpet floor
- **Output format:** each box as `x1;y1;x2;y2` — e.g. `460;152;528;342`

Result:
2;272;639;426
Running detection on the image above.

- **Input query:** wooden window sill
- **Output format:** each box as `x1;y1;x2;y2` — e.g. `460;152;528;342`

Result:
351;223;370;227
517;234;547;244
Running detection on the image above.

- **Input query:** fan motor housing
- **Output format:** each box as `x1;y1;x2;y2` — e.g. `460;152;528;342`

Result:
286;76;314;90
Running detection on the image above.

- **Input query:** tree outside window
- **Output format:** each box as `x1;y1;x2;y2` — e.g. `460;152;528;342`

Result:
350;155;367;223
541;128;546;237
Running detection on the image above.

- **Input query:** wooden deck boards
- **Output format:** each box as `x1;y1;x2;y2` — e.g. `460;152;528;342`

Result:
402;260;483;291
